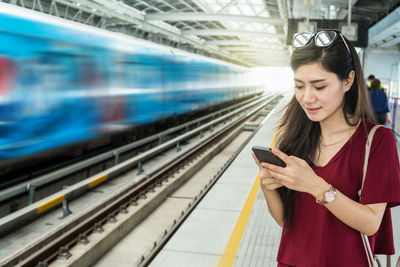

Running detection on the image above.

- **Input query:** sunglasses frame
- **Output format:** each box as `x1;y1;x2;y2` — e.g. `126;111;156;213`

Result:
292;30;350;54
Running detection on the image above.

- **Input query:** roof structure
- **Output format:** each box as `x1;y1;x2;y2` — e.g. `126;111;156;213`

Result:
1;0;399;66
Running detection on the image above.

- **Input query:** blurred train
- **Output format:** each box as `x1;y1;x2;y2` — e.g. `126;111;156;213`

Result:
0;3;267;165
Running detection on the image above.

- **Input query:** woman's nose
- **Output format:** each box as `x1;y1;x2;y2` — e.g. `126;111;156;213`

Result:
303;87;316;104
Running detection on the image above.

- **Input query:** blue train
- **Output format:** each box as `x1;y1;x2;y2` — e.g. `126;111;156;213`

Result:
0;3;265;161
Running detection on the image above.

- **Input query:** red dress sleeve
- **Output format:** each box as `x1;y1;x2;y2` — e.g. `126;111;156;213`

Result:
360;126;400;255
360;126;400;207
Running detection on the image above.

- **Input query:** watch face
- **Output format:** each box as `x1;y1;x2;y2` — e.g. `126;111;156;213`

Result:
325;191;336;203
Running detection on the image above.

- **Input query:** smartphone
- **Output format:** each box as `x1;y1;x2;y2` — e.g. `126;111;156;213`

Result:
252;146;286;167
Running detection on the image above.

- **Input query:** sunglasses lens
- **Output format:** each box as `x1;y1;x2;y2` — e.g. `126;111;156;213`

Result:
293;32;313;48
315;31;337;47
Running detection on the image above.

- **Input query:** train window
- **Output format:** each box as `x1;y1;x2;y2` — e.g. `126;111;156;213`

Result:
35;51;82;89
113;57;161;88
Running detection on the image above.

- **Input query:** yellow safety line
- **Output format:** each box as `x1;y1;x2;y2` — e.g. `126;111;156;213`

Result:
217;129;280;267
37;195;64;214
89;174;108;188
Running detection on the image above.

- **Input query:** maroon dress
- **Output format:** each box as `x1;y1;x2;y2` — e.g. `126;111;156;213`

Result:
277;121;400;267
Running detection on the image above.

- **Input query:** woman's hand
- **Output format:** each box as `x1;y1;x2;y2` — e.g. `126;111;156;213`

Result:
262;148;323;194
252;151;285;227
252;151;283;191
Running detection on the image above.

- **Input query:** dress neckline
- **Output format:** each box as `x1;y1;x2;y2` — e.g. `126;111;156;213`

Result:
311;122;363;169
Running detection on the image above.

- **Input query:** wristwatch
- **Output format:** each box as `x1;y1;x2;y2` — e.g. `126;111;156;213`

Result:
316;185;337;205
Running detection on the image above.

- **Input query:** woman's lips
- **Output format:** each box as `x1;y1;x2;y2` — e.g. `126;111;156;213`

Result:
305;107;321;114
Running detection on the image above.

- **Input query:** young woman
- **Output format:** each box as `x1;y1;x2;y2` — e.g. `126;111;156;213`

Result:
252;31;400;266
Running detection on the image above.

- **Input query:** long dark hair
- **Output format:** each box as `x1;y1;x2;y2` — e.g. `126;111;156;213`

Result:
277;32;375;229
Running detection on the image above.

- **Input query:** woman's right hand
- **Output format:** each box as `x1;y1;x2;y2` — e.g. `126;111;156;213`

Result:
252;151;283;191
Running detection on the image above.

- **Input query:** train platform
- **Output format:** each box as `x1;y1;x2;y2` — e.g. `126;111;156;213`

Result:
148;93;289;267
146;93;400;267
146;92;284;267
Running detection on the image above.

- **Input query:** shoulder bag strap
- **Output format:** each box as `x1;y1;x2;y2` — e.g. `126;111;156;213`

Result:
358;125;383;199
359;124;383;267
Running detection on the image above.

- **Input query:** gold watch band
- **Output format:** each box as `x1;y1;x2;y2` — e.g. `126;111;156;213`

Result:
315;185;336;205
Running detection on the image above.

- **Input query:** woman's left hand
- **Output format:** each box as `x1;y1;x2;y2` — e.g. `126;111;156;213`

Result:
261;148;321;194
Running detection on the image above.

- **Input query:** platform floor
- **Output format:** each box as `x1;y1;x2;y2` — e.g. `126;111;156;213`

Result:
149;93;288;267
150;93;400;267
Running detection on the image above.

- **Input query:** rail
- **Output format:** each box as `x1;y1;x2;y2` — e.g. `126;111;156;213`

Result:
0;93;269;204
0;94;279;237
2;94;280;266
389;97;400;136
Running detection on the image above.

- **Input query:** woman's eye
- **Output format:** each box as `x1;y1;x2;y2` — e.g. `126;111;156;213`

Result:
315;86;326;90
295;85;303;89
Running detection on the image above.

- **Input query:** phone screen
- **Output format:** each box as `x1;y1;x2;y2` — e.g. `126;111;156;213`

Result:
252;146;286;167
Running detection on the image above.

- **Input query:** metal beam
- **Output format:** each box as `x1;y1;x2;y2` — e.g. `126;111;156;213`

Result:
223;46;287;52
245;56;290;61
250;61;288;66
207;40;286;46
242;55;290;62
217;0;239;14
247;57;289;60
208;40;286;49
54;0;100;18
146;12;284;25
233;51;290;57
182;29;286;39
233;52;290;57
246;57;289;61
368;6;400;47
276;0;288;36
183;0;285;67
222;47;288;53
248;57;289;61
10;0;287;67
53;0;252;66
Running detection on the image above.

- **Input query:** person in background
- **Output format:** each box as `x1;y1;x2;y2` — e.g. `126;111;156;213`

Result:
369;79;391;125
367;74;384;91
367;74;375;90
252;31;400;266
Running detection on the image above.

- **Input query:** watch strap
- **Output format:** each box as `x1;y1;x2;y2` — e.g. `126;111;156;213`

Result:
316;185;336;205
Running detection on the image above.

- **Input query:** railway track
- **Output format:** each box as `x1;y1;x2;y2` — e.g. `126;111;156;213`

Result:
0;94;266;218
0;93;282;266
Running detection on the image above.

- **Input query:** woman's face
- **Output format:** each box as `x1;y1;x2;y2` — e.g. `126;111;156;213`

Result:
294;62;352;123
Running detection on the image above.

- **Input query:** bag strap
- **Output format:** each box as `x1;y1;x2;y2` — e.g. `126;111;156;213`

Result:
361;232;375;267
359;124;383;267
358;125;383;199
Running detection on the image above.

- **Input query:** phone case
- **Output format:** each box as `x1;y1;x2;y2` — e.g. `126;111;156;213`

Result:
252;146;286;167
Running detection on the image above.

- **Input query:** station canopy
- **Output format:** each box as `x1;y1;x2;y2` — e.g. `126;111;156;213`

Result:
4;0;399;67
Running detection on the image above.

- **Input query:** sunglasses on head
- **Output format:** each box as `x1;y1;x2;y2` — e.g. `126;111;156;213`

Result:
292;30;350;54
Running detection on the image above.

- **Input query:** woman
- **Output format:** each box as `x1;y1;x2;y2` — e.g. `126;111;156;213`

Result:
369;79;390;125
252;31;400;266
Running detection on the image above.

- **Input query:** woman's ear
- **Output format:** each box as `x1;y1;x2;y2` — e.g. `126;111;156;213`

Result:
344;70;355;92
